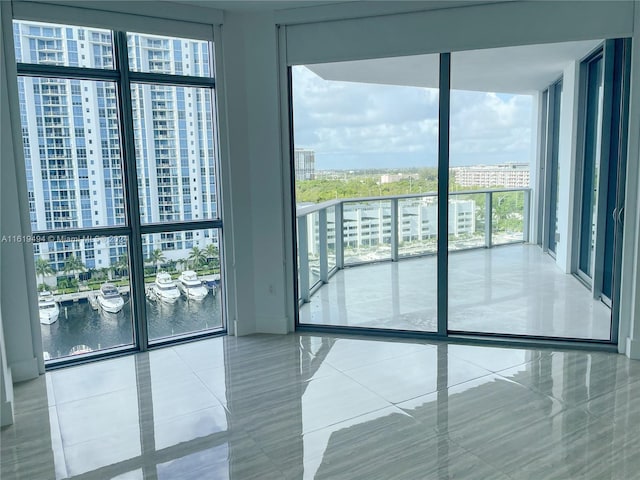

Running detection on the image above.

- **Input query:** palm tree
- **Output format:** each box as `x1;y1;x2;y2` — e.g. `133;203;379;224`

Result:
91;268;106;283
205;244;219;268
188;246;206;269
115;253;129;278
35;257;54;285
149;249;166;273
63;255;86;291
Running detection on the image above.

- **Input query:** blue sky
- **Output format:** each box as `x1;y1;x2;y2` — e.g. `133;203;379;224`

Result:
292;66;534;170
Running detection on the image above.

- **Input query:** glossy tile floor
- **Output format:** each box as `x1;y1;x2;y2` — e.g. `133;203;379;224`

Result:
300;244;612;339
2;334;640;479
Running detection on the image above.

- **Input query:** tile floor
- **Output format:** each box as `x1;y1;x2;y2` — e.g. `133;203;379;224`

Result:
300;244;612;339
2;333;640;479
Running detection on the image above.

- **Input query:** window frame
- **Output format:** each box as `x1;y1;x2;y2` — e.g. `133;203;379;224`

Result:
14;18;227;366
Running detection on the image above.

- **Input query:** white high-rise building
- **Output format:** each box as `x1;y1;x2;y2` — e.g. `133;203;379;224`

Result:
15;22;217;274
294;148;315;181
303;198;476;256
452;163;530;188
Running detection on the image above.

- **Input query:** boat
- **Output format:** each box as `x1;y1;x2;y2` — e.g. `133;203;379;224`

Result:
97;283;124;313
203;273;220;297
151;272;181;304
177;270;209;301
69;344;93;356
38;291;59;325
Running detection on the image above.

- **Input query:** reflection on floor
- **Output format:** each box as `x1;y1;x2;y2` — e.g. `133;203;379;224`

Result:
2;334;640;479
300;244;612;339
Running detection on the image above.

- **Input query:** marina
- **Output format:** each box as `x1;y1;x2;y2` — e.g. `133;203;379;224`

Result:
40;275;223;360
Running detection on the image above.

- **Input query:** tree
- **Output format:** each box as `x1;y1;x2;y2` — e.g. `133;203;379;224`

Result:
148;249;166;273
63;255;86;291
89;267;107;284
205;244;219;266
35;257;54;285
114;253;129;278
188;246;206;269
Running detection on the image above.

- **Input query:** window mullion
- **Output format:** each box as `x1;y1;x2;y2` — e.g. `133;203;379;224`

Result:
437;52;450;337
114;30;149;351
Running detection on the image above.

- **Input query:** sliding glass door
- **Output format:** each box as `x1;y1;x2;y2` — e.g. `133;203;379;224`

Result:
577;51;604;281
576;39;630;316
594;40;631;307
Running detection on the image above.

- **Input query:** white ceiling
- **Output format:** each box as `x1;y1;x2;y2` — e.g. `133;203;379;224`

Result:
172;0;501;13
307;40;602;94
170;0;347;11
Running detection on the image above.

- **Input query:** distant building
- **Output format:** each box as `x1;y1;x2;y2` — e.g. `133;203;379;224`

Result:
294;148;316;181
302;198;476;254
452;163;530;188
379;173;419;184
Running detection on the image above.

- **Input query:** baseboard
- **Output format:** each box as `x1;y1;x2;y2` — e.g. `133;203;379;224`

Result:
1;398;13;426
626;338;640;360
1;367;14;427
255;315;289;335
9;356;40;382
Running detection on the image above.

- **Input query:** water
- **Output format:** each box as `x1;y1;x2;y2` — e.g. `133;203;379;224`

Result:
41;291;223;360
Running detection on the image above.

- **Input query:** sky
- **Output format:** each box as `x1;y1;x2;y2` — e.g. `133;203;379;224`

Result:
292;66;534;170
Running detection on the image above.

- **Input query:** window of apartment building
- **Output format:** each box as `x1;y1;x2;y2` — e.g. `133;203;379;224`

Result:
14;20;224;363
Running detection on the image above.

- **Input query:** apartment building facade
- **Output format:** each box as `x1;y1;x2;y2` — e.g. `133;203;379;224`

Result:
14;21;218;273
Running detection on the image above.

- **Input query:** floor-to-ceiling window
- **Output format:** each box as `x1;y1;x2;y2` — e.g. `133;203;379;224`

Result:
14;20;224;362
293;39;627;343
293;54;440;332
447;45;535;336
544;79;563;256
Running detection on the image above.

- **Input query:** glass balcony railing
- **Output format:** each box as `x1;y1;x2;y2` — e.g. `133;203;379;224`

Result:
296;188;531;302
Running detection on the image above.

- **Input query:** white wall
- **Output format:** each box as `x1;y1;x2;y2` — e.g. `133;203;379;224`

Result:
619;2;640;358
0;7;13;421
554;61;581;273
284;1;634;65
1;2;43;387
2;0;640;371
243;15;290;334
217;12;290;335
530;90;542;244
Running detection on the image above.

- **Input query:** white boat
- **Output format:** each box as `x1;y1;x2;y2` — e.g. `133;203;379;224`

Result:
69;344;93;356
39;291;59;325
97;283;124;313
152;272;181;304
177;270;209;301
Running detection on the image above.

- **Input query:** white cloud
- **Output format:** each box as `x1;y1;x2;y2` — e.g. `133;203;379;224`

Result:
293;66;439;158
292;66;534;168
450;91;533;161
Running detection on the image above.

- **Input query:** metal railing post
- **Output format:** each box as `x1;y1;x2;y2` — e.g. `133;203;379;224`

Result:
336;202;344;269
523;189;531;243
391;198;399;261
485;192;493;248
297;215;310;302
319;208;328;282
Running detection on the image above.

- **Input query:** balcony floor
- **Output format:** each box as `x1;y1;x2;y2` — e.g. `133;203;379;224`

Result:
300;244;612;340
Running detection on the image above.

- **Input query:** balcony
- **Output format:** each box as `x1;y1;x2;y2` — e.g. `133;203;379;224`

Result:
296;189;611;341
